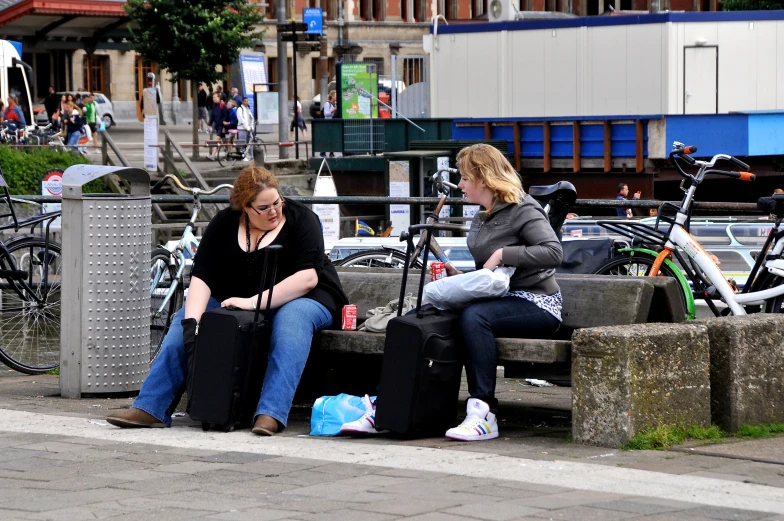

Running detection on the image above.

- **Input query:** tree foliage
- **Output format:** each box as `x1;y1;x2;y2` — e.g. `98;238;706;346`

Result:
123;0;264;84
722;0;784;10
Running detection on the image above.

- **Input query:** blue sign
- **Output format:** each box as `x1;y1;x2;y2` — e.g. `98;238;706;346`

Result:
239;54;267;119
304;8;323;35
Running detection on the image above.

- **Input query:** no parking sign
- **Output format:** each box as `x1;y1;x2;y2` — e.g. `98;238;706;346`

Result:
41;168;63;230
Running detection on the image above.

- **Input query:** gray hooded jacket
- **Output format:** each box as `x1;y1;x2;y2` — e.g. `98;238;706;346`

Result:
466;195;562;295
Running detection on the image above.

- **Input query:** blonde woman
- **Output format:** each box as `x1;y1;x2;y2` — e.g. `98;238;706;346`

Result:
442;143;563;440
341;144;563;442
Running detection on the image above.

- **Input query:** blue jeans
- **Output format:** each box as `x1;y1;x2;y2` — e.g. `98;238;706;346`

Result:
133;297;333;427
66;131;80;150
460;296;561;411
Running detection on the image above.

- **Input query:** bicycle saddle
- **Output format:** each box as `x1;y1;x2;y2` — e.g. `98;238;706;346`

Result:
528;181;578;233
758;196;784;217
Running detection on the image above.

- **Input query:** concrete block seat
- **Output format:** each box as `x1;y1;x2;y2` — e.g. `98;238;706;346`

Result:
316;269;685;367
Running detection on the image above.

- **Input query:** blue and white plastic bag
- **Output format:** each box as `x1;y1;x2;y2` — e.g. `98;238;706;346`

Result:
310;393;375;436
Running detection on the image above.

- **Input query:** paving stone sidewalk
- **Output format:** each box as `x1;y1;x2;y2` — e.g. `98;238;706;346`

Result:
0;430;781;521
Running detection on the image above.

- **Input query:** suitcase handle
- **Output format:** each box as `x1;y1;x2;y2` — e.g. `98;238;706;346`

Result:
254;244;283;325
397;227;433;319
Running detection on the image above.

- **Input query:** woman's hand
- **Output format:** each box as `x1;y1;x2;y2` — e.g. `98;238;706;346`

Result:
445;263;463;277
221;296;255;310
483;248;504;270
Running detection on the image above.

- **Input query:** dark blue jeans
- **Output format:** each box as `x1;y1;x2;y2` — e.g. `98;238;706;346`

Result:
460;296;561;411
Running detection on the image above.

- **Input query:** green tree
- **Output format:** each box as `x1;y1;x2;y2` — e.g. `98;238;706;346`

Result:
124;0;264;157
722;0;784;9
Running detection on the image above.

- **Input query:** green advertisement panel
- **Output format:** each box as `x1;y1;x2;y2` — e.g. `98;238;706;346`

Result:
339;63;379;119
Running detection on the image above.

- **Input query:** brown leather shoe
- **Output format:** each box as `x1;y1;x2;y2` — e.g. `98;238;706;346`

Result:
251;414;279;436
106;408;166;428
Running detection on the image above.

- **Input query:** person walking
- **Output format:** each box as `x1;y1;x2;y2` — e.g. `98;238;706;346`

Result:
237;96;255;162
83;94;98;152
230;87;243;106
197;85;209;132
206;92;227;160
615;183;641;218
65;108;83;151
289;96;307;139
3;95;26;133
44;86;58;126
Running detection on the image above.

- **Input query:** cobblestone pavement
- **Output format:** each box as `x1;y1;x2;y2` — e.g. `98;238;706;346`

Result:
1;371;783;520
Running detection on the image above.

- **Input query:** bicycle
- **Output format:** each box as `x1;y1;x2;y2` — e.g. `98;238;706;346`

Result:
333;170;576;269
149;174;233;363
593;141;784;319
216;129;267;168
0;171;62;375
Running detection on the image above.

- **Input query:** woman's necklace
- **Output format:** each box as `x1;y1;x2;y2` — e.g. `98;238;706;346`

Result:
245;213;272;254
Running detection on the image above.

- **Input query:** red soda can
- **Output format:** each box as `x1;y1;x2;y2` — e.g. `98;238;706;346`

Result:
342;304;358;331
431;262;447;281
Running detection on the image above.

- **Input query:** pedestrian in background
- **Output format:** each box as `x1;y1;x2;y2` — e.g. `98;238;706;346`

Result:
615;183;641;218
206;92;227;160
230;87;242;106
237;96;255;162
197;85;209;133
289;96;307;139
44;86;58;126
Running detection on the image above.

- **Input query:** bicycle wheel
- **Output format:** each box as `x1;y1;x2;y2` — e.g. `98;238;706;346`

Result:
150;247;182;364
217;144;237;168
0;238;62;374
594;253;691;319
334;249;422;269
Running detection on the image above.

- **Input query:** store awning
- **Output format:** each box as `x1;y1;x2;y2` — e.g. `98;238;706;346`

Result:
0;0;132;51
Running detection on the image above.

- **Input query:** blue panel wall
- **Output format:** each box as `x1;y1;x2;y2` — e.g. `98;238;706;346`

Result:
665;115;749;158
748;114;784;156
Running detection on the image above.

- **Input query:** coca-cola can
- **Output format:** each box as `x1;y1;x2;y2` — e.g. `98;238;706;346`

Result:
342;304;358;331
431;262;447;281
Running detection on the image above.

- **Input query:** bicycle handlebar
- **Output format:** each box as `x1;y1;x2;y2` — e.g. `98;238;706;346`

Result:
669;142;753;183
153;174;233;196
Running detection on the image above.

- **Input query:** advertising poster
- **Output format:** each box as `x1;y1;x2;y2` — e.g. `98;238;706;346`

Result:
239;54;267;117
143;115;158;172
339;63;379;119
254;91;279;125
40;168;63;230
388;161;410;237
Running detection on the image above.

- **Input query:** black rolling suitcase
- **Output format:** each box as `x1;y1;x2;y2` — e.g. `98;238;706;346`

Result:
375;225;463;437
186;245;282;432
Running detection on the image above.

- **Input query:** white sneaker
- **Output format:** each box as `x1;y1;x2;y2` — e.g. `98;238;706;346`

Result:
339;395;388;436
242;157;251;162
445;398;499;442
206;154;215;161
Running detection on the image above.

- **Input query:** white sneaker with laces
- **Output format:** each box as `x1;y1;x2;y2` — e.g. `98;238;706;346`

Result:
339;395;388;436
445;398;499;442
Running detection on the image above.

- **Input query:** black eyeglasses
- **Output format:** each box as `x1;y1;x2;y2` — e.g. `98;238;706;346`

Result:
249;199;284;215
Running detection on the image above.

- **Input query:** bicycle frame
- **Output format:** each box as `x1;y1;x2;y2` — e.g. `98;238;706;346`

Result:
646;145;784;315
151;175;232;317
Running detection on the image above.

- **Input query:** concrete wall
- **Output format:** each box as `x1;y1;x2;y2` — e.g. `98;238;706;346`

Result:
429;13;784;118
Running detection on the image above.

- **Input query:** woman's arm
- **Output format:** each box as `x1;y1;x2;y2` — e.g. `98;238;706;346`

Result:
184;276;212;321
221;268;318;311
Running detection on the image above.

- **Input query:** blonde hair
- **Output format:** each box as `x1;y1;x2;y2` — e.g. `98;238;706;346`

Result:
456;143;524;213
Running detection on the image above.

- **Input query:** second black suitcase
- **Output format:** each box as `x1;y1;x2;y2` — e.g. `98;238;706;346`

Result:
375;226;463;437
186;245;281;432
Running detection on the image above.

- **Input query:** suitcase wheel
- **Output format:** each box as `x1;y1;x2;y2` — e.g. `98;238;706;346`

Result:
202;422;210;431
222;424;235;433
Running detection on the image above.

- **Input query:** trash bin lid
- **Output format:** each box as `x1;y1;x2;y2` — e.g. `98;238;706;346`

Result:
62;165;150;199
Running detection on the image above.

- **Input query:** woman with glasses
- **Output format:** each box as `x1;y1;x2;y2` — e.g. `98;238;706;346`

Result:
107;166;348;436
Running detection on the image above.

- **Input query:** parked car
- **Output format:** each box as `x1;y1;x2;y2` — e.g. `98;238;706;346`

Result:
34;91;115;128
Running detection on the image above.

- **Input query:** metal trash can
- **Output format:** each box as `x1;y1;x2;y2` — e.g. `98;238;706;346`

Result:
60;165;151;398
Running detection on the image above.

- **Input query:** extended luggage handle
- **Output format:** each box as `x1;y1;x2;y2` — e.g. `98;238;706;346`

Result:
399;223;465;319
254;244;283;326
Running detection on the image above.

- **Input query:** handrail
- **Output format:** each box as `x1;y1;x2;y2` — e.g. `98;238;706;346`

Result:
7;195;762;212
162;129;211;192
101;131;132;167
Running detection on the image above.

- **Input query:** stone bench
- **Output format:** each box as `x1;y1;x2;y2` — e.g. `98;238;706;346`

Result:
313;269;685;372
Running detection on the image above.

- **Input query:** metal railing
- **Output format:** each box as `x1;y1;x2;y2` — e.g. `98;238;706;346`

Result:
8;195;762;214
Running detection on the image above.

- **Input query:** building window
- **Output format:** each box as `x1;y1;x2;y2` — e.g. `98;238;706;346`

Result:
268;57;295;98
445;0;458;18
268;0;275;17
403;59;423;86
82;55;109;94
134;57;155;102
402;0;408;20
472;0;486;17
177;78;189;101
414;0;424;20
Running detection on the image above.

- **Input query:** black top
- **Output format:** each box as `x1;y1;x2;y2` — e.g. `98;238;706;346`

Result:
191;199;348;323
197;89;208;108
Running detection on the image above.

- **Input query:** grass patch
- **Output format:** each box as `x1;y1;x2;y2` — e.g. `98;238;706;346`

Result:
623;425;725;450
45;366;59;375
735;423;784;439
